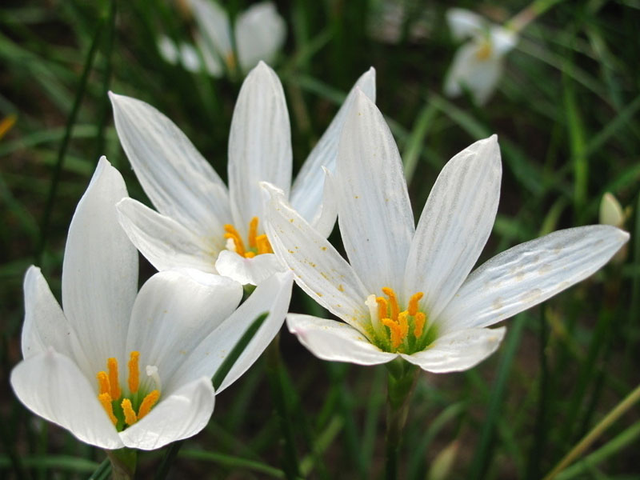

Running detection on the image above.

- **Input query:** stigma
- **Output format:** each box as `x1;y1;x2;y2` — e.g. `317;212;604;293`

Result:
367;288;433;353
224;217;273;258
96;351;161;430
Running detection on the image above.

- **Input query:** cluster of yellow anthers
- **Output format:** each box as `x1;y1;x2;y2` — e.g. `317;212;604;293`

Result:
96;351;160;428
224;216;273;258
376;288;427;351
476;40;493;61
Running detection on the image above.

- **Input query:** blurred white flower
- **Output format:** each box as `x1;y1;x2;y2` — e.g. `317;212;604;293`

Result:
158;1;286;77
10;157;293;450
264;91;629;373
444;8;518;105
110;62;375;285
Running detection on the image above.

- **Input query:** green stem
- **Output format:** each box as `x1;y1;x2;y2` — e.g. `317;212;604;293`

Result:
105;448;136;480
543;383;640;480
265;335;301;480
385;359;419;480
506;0;566;33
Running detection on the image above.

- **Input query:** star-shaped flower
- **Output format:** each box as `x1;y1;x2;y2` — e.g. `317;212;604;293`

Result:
111;62;375;284
264;91;628;372
10;158;292;450
444;8;518;105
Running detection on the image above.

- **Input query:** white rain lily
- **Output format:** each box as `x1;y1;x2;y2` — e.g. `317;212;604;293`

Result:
10;157;293;450
158;1;286;77
263;91;629;373
444;8;518;105
110;62;375;285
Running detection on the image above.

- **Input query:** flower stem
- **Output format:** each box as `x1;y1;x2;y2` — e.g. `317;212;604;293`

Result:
542;382;640;480
265;335;301;480
106;448;137;480
385;359;419;480
506;0;566;33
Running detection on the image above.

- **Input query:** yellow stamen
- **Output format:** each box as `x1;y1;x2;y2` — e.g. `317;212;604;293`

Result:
408;292;424;316
137;390;160;419
381;318;403;349
476;42;492;61
376;297;388;322
245;251;256;258
0;114;17;140
224;224;246;256
225;51;237;72
382;287;399;321
248;217;259;249
107;358;121;400
121;398;138;425
96;371;110;395
414;312;426;338
256;234;272;254
98;393;118;425
398;311;409;339
128;351;140;394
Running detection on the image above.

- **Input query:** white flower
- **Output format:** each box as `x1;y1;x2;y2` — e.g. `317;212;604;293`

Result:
263;91;629;373
10;157;293;450
158;1;286;77
444;8;518;105
110;62;375;285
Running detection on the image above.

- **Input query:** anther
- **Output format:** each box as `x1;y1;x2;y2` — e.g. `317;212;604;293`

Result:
256;234;272;254
398;311;409;339
121;398;138;426
381;318;403;349
248;217;259;249
224;225;246;256
128;351;140;394
138;390;160;419
96;371;110;395
98;393;117;425
414;312;426;338
107;358;121;400
408;292;424;316
382;287;399;321
376;297;388;322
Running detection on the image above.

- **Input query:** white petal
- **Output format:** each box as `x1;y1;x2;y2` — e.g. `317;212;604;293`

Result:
62;157;136;374
401;327;506;373
290;68;376;225
446;8;486;40
10;349;123;449
125;270;243;391
22;266;73;358
172;271;293;394
120;377;215;450
287;314;397;365
235;2;287;73
110;92;231;237
263;183;371;331
443;40;503;105
157;35;179;65
336;91;414;297
439;225;630;331
308;167;338;238
228;62;292;231
490;26;518;56
195;32;224;77
117;198;219;274
404;136;501;320
215;250;284;285
179;42;202;72
217;271;293;392
189;0;232;60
